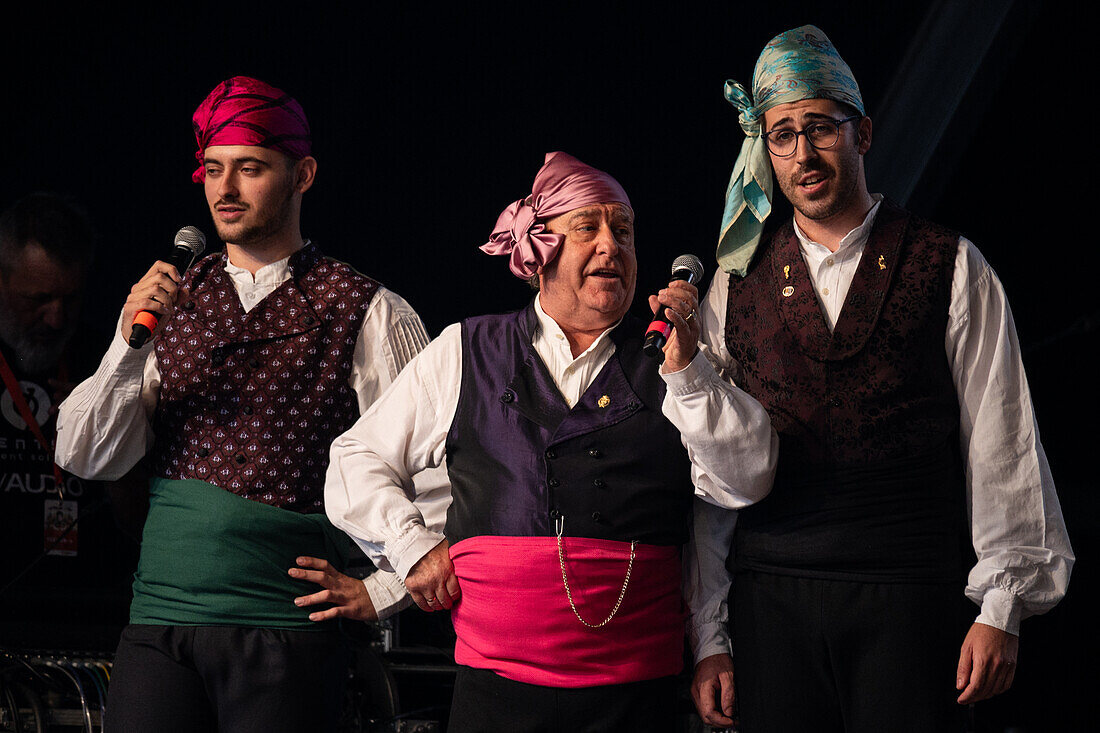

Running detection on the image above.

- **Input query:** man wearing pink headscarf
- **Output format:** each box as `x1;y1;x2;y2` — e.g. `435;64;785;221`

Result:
326;152;777;731
56;76;446;732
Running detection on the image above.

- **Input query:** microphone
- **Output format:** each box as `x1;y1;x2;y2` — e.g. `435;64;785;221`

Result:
643;254;705;358
128;226;206;349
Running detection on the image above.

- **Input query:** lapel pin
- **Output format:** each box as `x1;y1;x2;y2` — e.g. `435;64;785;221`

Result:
597;395;611;408
783;265;791;280
782;285;795;297
878;255;886;270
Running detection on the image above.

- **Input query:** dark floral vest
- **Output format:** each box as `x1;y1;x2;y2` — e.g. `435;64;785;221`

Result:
151;243;379;512
724;202;969;581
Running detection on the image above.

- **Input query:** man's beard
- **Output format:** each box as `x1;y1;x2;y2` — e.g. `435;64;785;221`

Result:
0;301;75;375
212;182;296;246
778;154;861;223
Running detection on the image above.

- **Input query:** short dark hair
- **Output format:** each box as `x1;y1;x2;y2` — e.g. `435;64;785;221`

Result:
0;193;94;277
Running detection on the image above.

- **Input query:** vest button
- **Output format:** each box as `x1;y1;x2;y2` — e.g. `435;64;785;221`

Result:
303;315;316;326
248;359;261;369
197;447;209;457
242;405;254;415
591;511;602;522
549;509;561;519
588;449;602;459
548;478;560;488
500;391;514;403
593;478;605;488
234;454;246;465
182;300;195;310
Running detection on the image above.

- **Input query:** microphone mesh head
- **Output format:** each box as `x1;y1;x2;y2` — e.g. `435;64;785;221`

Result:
671;254;705;282
174;226;207;256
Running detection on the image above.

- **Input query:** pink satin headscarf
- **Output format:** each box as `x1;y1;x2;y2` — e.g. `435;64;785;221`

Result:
191;76;312;183
481;152;632;279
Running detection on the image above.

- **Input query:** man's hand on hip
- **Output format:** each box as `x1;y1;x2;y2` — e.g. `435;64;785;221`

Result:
404;539;460;612
289;556;378;622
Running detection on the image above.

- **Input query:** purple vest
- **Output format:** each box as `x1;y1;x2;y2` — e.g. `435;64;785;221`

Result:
725;202;968;581
444;304;693;546
151;243;379;512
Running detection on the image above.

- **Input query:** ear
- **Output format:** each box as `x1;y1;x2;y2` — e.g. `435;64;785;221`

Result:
294;156;318;193
857;116;873;155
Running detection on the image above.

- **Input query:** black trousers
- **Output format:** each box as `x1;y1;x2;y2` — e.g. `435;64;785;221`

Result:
730;571;971;733
105;624;348;733
447;666;677;733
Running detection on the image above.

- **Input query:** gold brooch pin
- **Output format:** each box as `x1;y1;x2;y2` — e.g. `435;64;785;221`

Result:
597;395;611;408
878;255;886;270
782;285;795;297
783;265;790;280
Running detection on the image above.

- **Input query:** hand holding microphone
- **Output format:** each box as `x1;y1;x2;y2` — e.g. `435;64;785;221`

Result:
645;254;705;370
124;227;206;348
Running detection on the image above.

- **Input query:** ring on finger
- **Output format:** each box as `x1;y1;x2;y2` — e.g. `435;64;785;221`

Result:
684;309;697;322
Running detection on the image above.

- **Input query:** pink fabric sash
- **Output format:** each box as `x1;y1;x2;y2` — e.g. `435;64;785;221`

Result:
449;535;684;688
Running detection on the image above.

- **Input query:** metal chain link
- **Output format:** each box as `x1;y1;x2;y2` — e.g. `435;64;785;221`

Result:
556;516;637;628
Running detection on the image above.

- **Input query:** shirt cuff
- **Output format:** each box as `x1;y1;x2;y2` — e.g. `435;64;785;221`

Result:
362;571;413;621
976;587;1024;636
660;348;721;395
107;321;155;372
690;620;733;666
389;524;447;581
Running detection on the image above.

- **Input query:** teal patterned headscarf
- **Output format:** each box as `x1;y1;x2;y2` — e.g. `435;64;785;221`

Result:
718;25;864;275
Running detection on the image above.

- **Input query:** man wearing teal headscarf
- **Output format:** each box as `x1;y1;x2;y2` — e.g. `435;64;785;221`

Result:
675;25;1073;732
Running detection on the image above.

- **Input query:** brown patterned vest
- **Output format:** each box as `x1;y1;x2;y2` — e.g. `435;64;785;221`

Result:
725;202;969;581
151;242;379;513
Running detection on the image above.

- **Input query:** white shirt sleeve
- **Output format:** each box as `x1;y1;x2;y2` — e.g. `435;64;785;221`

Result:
660;348;778;509
55;318;160;480
673;271;760;661
326;323;462;581
684;497;738;664
947;238;1074;635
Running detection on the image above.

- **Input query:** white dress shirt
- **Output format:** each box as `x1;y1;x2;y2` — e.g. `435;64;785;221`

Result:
679;197;1075;663
55;246;448;618
325;294;778;581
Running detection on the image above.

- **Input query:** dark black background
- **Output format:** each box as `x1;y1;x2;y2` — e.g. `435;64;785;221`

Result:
3;2;1092;729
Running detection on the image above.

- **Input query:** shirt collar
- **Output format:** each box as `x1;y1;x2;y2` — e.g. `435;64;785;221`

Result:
533;293;620;359
793;195;883;256
223;240;310;284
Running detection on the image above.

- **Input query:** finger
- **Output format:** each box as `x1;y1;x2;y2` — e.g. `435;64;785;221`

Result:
287;567;329;586
647;294;661;315
720;674;736;716
956;644;973;691
957;660;989;704
307;607;340;622
435;584;455;610
146;260;183;283
445;573;461;601
294;589;332;608
295;556;334;572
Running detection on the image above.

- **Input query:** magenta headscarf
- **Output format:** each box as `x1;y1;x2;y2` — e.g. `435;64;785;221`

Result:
191;76;312;183
481;152;632;279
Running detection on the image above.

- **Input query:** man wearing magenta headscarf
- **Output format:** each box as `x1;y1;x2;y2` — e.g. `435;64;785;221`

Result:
684;26;1073;732
326;151;777;731
56;76;447;732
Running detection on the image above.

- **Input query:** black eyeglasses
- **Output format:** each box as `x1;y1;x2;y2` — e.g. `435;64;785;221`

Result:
762;115;861;157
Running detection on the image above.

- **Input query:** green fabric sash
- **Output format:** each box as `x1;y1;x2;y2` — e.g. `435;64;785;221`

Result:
129;478;348;629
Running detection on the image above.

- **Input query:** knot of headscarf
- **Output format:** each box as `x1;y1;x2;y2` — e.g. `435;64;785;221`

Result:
191;76;312;183
717;25;864;276
481;151;632;279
